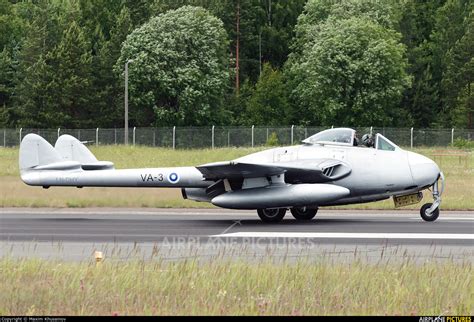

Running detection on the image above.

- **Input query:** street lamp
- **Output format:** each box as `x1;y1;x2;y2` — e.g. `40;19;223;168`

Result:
124;59;133;145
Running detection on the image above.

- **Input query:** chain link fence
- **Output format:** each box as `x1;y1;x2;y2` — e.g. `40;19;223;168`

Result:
0;126;472;149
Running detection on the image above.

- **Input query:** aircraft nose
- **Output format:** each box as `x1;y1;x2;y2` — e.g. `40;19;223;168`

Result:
407;151;440;188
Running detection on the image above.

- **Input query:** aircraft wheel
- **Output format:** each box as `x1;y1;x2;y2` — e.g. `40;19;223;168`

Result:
257;208;286;223
290;207;318;220
420;203;439;222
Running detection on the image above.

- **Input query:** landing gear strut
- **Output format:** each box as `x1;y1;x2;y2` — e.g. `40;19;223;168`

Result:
420;172;445;222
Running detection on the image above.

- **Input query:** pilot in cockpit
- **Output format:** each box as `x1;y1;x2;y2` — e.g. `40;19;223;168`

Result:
361;133;375;148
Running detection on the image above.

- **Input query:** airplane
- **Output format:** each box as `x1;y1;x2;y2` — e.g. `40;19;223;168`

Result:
19;127;444;222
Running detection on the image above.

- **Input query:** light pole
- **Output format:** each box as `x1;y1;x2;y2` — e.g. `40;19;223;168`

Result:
124;59;133;145
259;30;262;76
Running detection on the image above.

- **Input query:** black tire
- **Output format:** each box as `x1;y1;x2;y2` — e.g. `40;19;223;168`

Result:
420;203;439;222
290;207;318;221
257;208;287;223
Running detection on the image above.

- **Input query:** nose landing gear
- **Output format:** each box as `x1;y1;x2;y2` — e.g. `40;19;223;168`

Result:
420;172;445;222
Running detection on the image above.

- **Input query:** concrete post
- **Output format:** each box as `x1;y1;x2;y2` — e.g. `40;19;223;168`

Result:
19;128;22;145
133;127;136;146
451;128;454;146
3;129;5;147
96;128;99;146
172;126;176;149
57;128;60;139
291;125;294;145
212;125;215;149
410;127;414;149
251;125;254;148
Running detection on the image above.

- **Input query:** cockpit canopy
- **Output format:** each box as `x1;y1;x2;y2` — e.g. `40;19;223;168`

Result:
302;128;355;146
302;128;399;151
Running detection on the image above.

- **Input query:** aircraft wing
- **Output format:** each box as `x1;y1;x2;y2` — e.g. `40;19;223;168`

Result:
196;159;351;183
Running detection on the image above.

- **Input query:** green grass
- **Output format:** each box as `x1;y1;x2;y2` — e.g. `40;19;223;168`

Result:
0;258;471;315
0;145;472;209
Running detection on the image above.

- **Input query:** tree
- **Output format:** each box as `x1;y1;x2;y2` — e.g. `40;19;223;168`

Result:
13;1;64;127
245;63;290;125
0;48;15;124
443;12;473;128
48;20;93;127
398;0;444;127
286;17;411;126
430;0;473;128
116;6;229;126
91;6;132;127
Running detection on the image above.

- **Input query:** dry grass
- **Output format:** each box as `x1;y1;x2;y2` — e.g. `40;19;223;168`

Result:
0;257;471;316
0;146;472;209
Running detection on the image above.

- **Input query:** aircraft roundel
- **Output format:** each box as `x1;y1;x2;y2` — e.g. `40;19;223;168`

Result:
168;172;180;184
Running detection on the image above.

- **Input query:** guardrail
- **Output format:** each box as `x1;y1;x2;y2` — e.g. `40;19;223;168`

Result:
1;126;473;149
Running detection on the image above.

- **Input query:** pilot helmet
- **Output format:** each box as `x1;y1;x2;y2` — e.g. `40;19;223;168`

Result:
362;133;374;146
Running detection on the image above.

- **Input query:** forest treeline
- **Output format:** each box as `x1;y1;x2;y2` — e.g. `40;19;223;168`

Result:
0;0;472;129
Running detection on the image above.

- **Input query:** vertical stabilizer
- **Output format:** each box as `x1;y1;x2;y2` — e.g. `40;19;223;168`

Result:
55;134;98;163
54;134;114;170
19;134;62;172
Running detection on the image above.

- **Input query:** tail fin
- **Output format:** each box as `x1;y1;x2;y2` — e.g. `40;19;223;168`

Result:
19;134;63;172
55;134;98;163
55;134;114;170
19;133;82;176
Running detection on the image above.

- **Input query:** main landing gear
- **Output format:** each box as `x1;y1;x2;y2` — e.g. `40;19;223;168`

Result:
290;207;318;220
420;172;445;222
257;207;319;222
257;208;287;222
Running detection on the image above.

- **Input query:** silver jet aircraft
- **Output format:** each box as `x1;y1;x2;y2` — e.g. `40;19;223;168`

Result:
19;128;444;222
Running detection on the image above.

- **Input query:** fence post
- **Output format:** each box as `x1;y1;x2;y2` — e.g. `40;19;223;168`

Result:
3;129;6;147
172;126;176;149
133;127;136;146
212;125;215;149
57;128;60;139
96;128;99;146
370;126;373;135
227;130;230;147
251;125;254;148
19;128;22;145
451;128;454;146
410;127;413;149
153;131;156;147
78;129;81;141
291;125;294;145
114;128;117;145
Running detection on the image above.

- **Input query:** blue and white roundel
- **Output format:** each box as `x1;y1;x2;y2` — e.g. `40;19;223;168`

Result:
168;172;180;184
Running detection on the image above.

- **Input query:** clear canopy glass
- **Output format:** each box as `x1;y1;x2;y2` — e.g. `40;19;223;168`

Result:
302;128;355;146
303;128;399;150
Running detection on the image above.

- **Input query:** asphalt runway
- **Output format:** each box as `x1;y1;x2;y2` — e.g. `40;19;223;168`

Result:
1;208;473;263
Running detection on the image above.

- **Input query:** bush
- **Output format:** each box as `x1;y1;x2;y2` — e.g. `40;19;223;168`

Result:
453;138;474;149
266;132;280;146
